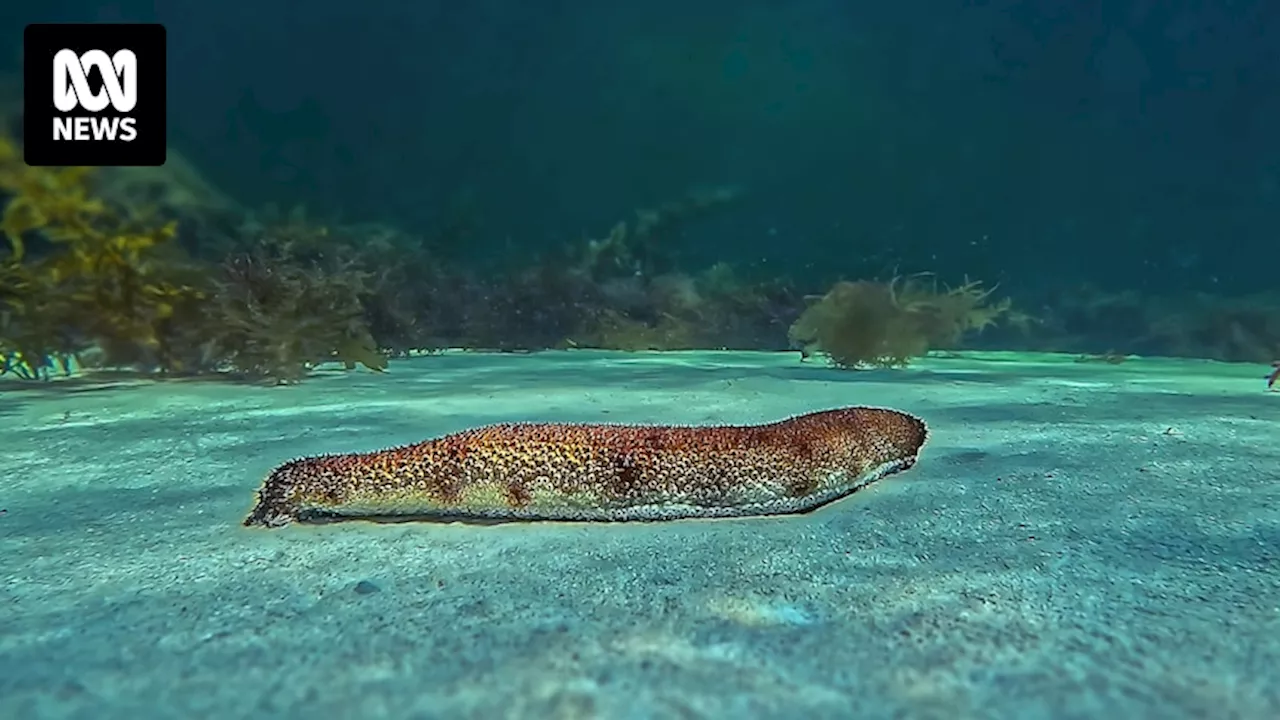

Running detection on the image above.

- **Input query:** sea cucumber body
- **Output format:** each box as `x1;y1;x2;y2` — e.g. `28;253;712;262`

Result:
243;406;928;528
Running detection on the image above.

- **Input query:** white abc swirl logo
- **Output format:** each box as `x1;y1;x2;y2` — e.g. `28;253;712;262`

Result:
53;48;137;113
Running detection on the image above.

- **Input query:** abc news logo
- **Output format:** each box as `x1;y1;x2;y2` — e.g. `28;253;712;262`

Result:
24;23;166;166
53;48;139;142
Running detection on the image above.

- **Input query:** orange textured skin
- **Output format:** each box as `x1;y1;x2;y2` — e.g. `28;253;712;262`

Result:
243;406;928;528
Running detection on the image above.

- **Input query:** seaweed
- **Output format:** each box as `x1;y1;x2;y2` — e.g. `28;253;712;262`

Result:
0;254;84;378
572;186;742;282
199;241;387;383
459;265;601;352
570;309;700;351
671;264;803;349
787;275;1018;368
96;150;246;261
0;135;206;377
1029;285;1280;362
0;133;391;383
1140;292;1280;363
567;264;802;352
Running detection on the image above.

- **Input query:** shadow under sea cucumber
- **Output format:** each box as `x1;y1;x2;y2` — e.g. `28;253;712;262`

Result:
242;406;929;528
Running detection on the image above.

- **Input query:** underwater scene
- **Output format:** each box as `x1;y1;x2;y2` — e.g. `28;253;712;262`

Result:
2;2;1278;718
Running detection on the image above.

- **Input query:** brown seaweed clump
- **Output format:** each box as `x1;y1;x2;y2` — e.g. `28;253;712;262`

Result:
787;275;1019;368
199;243;388;383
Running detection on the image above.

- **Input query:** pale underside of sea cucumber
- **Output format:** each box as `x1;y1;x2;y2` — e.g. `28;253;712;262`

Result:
242;406;929;528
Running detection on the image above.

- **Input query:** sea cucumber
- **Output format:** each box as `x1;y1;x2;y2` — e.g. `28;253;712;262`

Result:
243;406;928;528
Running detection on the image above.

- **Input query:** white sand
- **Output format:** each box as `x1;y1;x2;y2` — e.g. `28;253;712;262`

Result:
2;350;1278;719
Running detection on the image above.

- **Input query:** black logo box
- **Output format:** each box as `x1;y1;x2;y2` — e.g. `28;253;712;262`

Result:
23;23;167;167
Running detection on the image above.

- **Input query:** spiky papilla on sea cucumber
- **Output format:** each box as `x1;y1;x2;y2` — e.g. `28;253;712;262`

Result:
242;406;929;528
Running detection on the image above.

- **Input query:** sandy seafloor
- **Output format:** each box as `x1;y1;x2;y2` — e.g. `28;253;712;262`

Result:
2;349;1278;720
